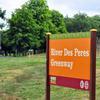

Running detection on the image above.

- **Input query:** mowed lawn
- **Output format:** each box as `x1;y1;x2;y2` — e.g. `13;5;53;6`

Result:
0;54;100;100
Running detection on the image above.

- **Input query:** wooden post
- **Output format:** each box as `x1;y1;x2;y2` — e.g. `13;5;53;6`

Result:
90;29;97;100
46;32;51;100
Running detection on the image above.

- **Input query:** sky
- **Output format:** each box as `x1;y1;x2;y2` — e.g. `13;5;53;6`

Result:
47;0;100;17
0;0;100;18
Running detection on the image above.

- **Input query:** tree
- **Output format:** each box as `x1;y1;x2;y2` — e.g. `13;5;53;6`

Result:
1;30;11;56
8;0;52;55
73;13;90;32
9;7;39;55
64;16;75;32
65;13;91;32
51;10;67;33
89;15;100;29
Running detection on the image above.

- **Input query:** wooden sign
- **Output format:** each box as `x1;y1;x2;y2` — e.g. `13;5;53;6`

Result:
46;30;96;100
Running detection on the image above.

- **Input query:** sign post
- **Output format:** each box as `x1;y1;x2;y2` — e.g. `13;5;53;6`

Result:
90;29;97;100
46;29;96;100
46;32;51;100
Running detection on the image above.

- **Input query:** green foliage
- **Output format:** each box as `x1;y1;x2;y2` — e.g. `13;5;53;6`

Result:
65;13;90;32
74;13;90;32
6;0;67;55
9;7;40;53
51;10;67;33
64;13;100;33
8;0;51;54
88;15;100;30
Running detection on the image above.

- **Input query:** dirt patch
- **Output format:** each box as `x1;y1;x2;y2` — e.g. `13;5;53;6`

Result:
96;69;100;78
96;69;100;73
0;92;22;100
0;69;23;82
96;69;100;85
6;69;23;76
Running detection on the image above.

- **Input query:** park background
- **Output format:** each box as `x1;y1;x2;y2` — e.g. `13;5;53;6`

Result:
0;0;100;100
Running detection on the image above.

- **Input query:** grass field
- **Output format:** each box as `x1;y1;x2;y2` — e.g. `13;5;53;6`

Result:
0;54;100;100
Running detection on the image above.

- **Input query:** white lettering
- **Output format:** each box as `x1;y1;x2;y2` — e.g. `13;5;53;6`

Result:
50;59;73;70
51;49;63;56
64;49;73;56
74;48;89;57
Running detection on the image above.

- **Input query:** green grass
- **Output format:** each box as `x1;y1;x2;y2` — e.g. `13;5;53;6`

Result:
50;32;90;39
96;58;100;68
0;54;100;100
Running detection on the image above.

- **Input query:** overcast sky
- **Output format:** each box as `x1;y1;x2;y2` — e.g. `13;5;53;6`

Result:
0;0;100;18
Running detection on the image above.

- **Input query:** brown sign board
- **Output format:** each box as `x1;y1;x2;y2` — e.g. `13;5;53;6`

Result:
46;30;96;100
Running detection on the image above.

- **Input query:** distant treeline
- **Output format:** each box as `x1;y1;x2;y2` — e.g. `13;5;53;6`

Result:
0;0;100;56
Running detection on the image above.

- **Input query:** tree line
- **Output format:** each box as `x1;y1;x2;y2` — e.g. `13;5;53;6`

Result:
0;0;100;56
